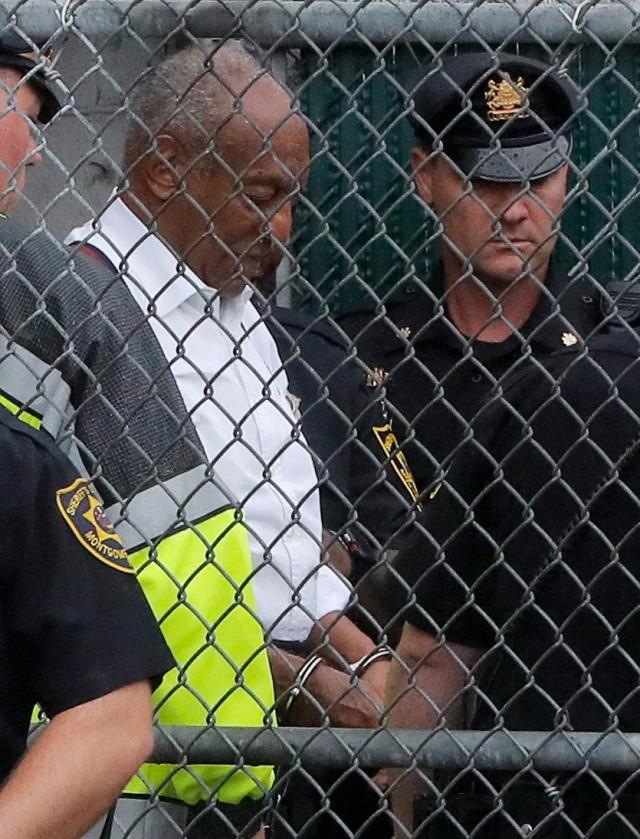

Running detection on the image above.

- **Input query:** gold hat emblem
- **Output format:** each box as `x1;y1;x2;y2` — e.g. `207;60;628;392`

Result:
561;332;578;347
19;49;53;67
485;75;529;123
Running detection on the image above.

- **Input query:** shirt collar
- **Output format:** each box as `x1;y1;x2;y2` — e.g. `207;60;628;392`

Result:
387;263;587;354
69;195;252;320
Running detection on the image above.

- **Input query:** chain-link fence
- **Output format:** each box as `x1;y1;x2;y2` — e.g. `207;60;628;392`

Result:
4;0;640;837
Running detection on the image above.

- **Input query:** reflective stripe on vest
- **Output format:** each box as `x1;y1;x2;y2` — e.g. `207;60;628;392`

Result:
0;338;86;474
0;336;73;438
106;472;275;806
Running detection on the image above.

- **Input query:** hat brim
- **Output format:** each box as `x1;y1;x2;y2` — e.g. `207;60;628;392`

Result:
0;54;62;123
29;74;61;123
455;135;571;183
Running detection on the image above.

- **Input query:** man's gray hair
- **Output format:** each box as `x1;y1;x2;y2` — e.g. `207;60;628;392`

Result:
123;40;272;171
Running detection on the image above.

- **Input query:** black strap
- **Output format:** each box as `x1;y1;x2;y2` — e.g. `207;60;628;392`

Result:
98;804;116;839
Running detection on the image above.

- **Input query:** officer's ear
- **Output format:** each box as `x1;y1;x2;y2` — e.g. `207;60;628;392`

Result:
411;147;435;205
142;134;183;201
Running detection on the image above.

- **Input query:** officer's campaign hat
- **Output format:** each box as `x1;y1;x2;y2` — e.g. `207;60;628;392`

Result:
0;33;62;123
407;52;577;182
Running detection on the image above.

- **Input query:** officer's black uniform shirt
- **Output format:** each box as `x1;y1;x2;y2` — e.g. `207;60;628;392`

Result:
0;408;174;782
393;331;640;732
266;306;418;549
342;266;602;500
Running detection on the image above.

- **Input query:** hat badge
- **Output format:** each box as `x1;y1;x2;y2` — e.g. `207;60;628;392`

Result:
485;75;529;123
19;49;53;67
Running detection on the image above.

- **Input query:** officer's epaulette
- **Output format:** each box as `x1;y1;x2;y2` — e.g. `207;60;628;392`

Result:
267;305;351;353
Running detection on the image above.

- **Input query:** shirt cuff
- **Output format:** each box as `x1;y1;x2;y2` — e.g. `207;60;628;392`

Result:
313;562;352;620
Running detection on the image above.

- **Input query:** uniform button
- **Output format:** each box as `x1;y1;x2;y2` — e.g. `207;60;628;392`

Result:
471;373;483;383
581;295;594;304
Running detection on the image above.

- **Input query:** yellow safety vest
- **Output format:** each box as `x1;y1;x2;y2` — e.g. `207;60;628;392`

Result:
118;496;276;805
34;470;276;806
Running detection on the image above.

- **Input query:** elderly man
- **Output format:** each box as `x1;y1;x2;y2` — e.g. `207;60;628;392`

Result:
61;40;391;837
343;52;605;502
0;36;174;839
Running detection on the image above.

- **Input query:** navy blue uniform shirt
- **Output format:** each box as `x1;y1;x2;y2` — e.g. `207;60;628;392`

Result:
341;267;603;504
0;408;173;781
266;305;420;551
393;330;640;732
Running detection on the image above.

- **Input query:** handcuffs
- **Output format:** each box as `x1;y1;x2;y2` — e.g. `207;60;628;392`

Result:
283;645;393;716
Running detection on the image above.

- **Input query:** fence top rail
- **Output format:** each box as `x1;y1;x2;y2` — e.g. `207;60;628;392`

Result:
147;727;640;772
4;0;640;46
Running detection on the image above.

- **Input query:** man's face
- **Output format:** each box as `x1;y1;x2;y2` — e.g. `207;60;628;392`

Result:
412;150;568;288
0;69;43;212
166;78;310;297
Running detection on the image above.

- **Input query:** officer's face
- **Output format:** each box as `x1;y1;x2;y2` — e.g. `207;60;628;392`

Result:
0;69;43;212
152;77;309;298
412;150;568;289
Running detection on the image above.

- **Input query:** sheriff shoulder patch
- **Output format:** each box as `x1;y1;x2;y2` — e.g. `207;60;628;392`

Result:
372;422;422;509
55;478;133;573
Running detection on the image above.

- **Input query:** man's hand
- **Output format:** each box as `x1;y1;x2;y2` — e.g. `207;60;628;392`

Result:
268;646;382;727
360;658;389;711
294;660;382;727
269;604;397;727
0;681;154;839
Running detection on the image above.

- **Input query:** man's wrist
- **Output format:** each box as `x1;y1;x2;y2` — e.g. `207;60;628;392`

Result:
283;654;325;715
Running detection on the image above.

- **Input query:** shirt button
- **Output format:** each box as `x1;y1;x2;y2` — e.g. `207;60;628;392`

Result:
471;373;483;384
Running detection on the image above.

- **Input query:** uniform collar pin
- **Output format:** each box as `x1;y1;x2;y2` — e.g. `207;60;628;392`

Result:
366;367;388;388
561;332;578;347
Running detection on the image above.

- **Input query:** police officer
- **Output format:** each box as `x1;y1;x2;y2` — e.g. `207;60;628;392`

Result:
386;326;640;837
0;34;174;838
0;407;174;837
342;52;604;501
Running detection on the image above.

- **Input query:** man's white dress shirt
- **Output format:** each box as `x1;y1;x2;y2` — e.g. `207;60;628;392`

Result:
67;197;350;641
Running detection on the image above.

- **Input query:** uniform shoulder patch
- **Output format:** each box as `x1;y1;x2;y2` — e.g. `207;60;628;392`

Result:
55;478;134;573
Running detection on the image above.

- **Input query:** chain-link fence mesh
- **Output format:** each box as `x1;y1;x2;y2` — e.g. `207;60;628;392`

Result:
3;1;640;837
